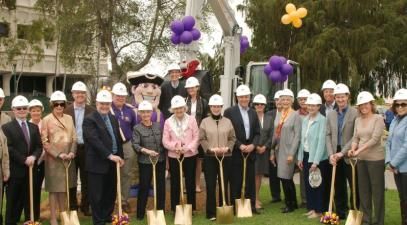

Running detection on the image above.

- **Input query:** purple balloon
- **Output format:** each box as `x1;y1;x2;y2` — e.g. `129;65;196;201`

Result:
182;16;196;31
241;35;248;40
170;20;184;35
279;74;288;82
180;31;193;44
241;39;250;49
269;56;283;70
264;64;272;75
281;63;294;75
170;33;181;45
279;56;287;65
191;28;201;41
268;70;282;82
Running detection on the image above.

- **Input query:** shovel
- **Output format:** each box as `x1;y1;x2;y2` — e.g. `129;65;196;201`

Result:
345;158;363;225
215;154;233;224
60;160;80;225
112;162;129;225
321;165;339;224
147;156;166;225
235;152;252;218
174;155;192;225
24;165;40;225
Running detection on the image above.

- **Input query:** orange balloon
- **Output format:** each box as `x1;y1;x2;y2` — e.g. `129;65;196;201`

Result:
297;7;308;18
281;14;292;25
289;11;300;19
292;18;302;28
285;3;296;14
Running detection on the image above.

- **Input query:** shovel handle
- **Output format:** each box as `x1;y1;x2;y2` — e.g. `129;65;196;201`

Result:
177;155;186;205
328;165;336;213
240;153;249;199
116;162;122;216
62;159;72;212
349;158;359;211
215;154;227;207
29;165;34;221
149;156;158;211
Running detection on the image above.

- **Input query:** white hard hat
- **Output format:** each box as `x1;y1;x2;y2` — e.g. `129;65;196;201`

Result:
208;94;224;106
185;77;200;88
321;80;336;90
50;91;67;102
306;93;322;105
138;100;153;111
333;83;350;95
71;81;87;92
297;89;311;98
12;95;29;108
280;89;294;98
167;63;181;72
274;90;283;99
309;167;322;188
235;84;251;96
28;99;43;109
393;88;407;101
253;94;267;104
0;88;5;98
111;82;128;96
96;90;113;103
356;91;375;106
171;95;186;109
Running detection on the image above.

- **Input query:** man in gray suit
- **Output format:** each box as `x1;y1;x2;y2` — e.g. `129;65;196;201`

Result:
326;83;359;219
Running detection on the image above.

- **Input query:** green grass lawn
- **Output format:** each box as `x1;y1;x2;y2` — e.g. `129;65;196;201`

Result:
21;185;400;225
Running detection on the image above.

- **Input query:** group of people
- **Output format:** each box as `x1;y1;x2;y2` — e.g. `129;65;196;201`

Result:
0;62;405;225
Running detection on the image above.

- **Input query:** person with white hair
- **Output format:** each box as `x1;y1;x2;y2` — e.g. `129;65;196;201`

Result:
0;88;11;125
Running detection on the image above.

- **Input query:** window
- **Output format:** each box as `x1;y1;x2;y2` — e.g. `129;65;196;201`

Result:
0;22;9;37
2;0;16;10
17;24;30;40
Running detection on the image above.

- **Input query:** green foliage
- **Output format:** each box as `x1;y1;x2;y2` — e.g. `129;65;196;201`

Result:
243;0;407;95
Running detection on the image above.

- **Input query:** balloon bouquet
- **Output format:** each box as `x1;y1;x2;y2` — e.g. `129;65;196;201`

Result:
240;35;250;54
263;55;294;83
281;3;308;28
170;16;201;45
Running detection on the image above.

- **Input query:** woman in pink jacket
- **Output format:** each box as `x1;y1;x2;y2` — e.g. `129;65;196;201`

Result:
163;95;199;212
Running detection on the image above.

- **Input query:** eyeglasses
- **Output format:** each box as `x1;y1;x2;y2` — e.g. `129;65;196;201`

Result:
254;103;265;106
394;103;407;108
15;107;28;111
53;102;66;107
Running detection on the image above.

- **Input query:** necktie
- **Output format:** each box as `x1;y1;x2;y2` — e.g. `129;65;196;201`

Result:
103;116;118;154
21;121;30;149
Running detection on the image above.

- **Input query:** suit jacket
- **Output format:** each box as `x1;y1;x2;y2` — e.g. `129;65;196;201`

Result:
64;103;96;126
2;119;42;178
258;111;275;150
83;111;124;174
326;106;358;156
158;80;187;119
320;102;338;117
224;105;260;160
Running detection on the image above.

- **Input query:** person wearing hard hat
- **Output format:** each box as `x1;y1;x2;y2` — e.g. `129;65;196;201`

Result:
297;93;329;218
199;94;236;221
270;88;301;213
159;63;187;119
184;76;208;193
83;90;124;225
3;95;42;225
64;81;95;216
326;83;359;219
162;95;199;212
224;84;261;214
384;98;395;131
386;88;407;225
252;94;273;210
320;80;337;116
110;82;138;213
41;91;77;225
28;99;45;220
348;91;385;225
296;89;311;208
0;88;11;125
131;101;166;220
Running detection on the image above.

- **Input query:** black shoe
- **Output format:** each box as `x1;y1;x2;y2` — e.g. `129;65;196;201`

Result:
252;209;261;215
281;207;294;213
270;199;282;203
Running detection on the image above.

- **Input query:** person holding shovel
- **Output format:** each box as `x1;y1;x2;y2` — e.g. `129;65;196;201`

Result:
386;88;407;225
348;91;385;225
132;100;166;220
41;91;77;225
199;94;236;221
163;95;199;213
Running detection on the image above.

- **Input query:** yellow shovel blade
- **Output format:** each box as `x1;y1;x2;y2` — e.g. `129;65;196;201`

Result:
345;210;363;225
69;210;80;225
174;204;192;225
60;211;71;225
147;209;166;225
235;198;252;218
216;205;234;224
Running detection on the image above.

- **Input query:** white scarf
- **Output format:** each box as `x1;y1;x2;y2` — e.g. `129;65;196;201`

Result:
168;114;189;139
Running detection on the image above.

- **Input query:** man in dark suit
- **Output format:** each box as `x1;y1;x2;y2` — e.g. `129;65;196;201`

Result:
158;63;187;119
320;79;337;116
83;90;124;225
3;95;42;225
64;81;95;215
224;85;260;214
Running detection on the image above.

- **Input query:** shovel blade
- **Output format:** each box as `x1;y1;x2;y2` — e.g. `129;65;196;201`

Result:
147;210;166;225
69;210;80;225
60;211;71;225
345;210;363;225
235;199;252;218
174;204;192;225
216;206;234;224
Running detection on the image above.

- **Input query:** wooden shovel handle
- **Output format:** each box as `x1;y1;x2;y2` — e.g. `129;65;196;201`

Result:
328;165;336;213
177;155;185;205
29;165;34;221
116;162;122;216
215;154;227;206
349;158;358;210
